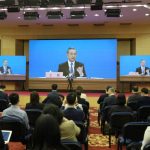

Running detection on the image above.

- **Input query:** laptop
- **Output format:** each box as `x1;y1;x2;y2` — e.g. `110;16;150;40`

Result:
2;130;12;144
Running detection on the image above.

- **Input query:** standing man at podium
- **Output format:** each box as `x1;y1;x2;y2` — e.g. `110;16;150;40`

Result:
0;59;12;74
58;48;86;78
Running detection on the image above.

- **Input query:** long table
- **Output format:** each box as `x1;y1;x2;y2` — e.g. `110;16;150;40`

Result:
120;75;150;92
29;78;116;90
0;74;26;80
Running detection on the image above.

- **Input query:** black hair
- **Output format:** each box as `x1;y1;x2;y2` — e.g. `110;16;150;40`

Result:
66;92;77;105
43;104;63;125
9;93;19;105
51;84;58;90
106;86;112;92
32;114;61;150
116;93;126;106
30;91;39;104
131;86;139;93
141;88;149;94
67;48;76;53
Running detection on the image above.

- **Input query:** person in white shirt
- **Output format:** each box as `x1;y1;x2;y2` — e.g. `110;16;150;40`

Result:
0;59;12;74
136;59;149;75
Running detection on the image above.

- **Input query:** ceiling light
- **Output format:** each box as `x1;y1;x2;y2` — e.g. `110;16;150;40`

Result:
24;12;39;20
94;13;99;16
0;11;7;20
133;8;137;11
70;11;85;19
105;9;121;17
120;14;123;17
145;13;150;16
46;11;63;19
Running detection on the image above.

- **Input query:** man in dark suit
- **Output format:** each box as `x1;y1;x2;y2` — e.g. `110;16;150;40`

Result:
0;59;12;74
136;88;150;109
58;48;86;77
136;59;149;75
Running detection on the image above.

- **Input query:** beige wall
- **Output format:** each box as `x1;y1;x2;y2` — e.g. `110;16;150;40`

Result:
0;24;150;90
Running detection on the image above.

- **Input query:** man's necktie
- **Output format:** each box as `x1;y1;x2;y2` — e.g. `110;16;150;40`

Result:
70;62;73;74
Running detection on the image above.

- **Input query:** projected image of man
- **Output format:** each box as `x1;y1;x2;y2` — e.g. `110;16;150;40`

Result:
136;59;149;75
58;48;86;77
0;60;12;74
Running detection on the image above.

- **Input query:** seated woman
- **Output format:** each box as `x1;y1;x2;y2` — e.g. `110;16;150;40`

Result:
43;104;80;142
31;114;68;150
25;91;44;110
108;93;133;122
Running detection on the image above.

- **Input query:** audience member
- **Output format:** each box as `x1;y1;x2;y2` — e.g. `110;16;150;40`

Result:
101;87;117;110
136;88;150;109
127;86;141;110
62;92;85;122
31;114;69;150
48;84;64;101
76;86;88;101
43;104;80;142
108;93;132;121
25;91;44;110
141;126;150;150
0;85;9;104
97;86;112;111
2;93;29;130
42;92;62;108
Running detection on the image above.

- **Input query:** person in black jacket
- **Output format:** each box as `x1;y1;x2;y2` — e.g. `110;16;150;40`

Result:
25;91;44;110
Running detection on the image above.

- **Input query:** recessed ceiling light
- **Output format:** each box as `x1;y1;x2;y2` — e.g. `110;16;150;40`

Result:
133;8;137;11
94;14;99;17
145;13;150;16
120;14;123;17
18;16;21;19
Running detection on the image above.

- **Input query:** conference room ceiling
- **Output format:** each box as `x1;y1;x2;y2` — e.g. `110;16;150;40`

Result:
0;0;150;27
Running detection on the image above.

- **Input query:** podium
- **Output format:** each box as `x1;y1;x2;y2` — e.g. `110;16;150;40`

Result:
0;74;26;81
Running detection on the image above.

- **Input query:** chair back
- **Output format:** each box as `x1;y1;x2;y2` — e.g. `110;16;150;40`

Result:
110;112;135;137
0;99;8;111
0;117;27;142
123;122;150;141
61;140;82;150
137;106;150;121
127;101;137;111
25;109;42;127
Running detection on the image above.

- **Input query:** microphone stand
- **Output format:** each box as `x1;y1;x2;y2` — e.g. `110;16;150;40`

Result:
67;75;74;92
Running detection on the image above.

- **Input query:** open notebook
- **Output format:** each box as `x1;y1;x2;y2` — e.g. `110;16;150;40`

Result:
2;130;12;144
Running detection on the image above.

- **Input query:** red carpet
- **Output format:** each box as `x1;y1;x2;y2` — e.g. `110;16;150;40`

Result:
88;107;118;150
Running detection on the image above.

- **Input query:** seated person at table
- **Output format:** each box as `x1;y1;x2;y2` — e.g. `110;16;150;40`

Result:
0;85;9;104
2;93;30;130
0;60;12;75
25;91;44;110
58;48;86;78
43;104;80;142
136;59;149;75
